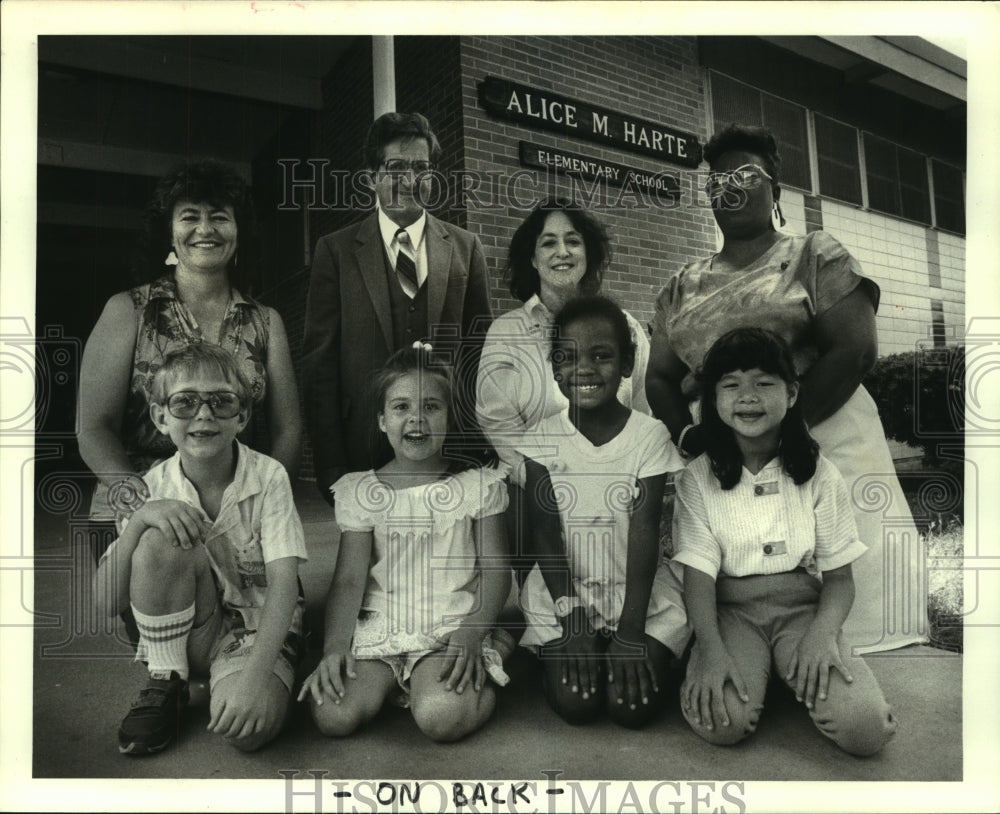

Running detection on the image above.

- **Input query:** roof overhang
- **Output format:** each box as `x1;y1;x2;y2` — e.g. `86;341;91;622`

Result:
759;35;966;111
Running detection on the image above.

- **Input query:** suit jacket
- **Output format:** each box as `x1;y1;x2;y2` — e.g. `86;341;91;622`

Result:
302;211;493;491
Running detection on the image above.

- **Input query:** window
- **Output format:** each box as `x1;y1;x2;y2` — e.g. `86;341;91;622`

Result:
932;160;965;235
814;114;862;206
863;133;930;224
930;300;946;348
710;73;810;190
898;147;931;224
709;74;964;233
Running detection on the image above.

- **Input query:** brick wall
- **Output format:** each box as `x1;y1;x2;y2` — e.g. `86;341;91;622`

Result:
459;36;719;325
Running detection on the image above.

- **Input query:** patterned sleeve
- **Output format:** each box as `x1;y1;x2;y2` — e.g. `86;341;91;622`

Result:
474;465;511;519
811;457;868;572
625;311;651;415
649;272;681;337
332;472;377;533
636;417;685;479
259;460;308;563
808;231;881;316
423;466;510;533
670;462;723;579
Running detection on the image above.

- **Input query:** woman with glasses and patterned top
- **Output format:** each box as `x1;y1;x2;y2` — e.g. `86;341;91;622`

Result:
646;123;926;654
79;160;301;561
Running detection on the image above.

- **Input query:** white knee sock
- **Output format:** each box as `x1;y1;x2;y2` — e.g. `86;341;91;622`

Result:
133;603;196;680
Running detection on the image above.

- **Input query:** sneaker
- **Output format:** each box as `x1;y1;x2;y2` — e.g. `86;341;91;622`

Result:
118;672;190;756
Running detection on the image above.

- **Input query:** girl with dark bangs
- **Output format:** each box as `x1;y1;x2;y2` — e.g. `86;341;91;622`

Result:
672;328;896;756
648;124;926;654
697;327;818;490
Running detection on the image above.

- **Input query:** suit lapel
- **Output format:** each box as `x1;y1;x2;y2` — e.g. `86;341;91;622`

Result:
355;214;394;351
425;213;452;329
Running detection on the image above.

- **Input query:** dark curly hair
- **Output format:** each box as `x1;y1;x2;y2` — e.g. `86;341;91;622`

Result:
697;327;818;490
505;198;611;303
552;295;636;372
363;112;442;170
703;124;782;199
132;159;259;291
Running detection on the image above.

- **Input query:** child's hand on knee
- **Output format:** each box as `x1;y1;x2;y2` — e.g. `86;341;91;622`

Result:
298;652;357;705
436;627;485;694
209;673;269;739
134;499;208;549
786;630;853;710
542;623;603;700
606;632;656;711
683;643;749;731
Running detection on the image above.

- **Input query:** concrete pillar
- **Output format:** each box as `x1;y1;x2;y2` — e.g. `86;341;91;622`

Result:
372;36;396;117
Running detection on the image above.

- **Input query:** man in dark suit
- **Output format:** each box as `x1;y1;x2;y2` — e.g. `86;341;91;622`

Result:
302;112;493;502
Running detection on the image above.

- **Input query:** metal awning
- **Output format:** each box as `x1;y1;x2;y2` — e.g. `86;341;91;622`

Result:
759;36;966;111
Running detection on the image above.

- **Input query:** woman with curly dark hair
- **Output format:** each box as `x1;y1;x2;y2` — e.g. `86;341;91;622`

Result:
79;159;301;548
475;198;651;580
477;198;651;473
646;124;924;653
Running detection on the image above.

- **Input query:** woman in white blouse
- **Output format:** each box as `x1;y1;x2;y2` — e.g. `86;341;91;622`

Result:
475;198;650;579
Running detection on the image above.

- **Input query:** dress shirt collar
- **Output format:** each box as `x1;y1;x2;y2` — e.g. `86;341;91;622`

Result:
159;441;263;522
524;293;554;324
377;205;427;252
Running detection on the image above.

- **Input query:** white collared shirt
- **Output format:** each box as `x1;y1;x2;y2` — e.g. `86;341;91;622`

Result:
672;454;867;580
107;442;308;634
377;206;428;288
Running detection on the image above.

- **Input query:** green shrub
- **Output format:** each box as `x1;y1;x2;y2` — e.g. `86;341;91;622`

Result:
862;346;965;468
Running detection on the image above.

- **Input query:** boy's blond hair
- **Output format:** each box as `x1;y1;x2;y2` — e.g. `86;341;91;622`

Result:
150;343;253;407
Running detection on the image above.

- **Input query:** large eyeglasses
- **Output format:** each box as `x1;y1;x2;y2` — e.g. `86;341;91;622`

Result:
704;164;773;199
381;159;433;175
165;391;243;419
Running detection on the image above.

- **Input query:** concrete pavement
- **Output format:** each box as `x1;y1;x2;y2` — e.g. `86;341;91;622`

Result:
30;480;961;784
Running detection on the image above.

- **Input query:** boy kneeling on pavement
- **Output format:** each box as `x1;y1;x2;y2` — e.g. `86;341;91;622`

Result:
95;343;307;756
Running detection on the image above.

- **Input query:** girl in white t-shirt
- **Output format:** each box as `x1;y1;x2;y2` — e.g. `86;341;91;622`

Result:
520;295;690;729
673;327;896;755
298;343;512;743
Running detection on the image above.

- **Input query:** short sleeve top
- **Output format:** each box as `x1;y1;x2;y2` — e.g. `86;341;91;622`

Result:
119;443;307;635
520;411;683;586
476;294;651;478
651;231;878;398
331;465;510;644
672;453;867;580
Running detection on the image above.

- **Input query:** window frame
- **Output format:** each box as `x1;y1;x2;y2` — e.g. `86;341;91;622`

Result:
707;71;813;195
706;70;966;236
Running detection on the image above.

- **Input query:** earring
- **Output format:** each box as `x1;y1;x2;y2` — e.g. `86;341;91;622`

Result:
165;249;179;266
771;202;786;230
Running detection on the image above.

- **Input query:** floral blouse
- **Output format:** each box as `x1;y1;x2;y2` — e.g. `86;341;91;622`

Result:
651;231;878;399
124;275;270;469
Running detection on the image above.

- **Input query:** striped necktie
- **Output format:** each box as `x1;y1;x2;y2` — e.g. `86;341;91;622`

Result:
395;228;419;298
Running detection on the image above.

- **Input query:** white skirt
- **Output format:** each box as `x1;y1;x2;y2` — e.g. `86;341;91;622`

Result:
809;386;929;654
